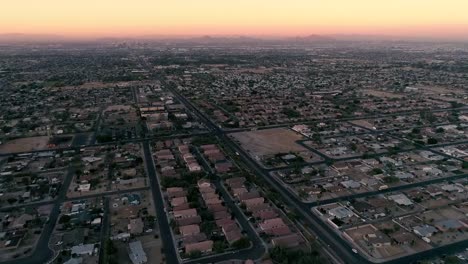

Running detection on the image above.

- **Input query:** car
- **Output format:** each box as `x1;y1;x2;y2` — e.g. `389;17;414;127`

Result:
352;248;358;254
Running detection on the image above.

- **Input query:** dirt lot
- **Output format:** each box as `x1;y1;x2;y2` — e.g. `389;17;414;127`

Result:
349;120;375;130
47;81;152;91
104;105;132;112
230;128;309;157
437;207;466;220
140;235;164;264
344;224;377;242
362;89;404;99
0;136;50;154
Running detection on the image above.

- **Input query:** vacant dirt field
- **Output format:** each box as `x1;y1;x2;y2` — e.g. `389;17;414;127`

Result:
230;128;308;157
0;136;50;154
344;224;378;242
362;89;404;99
140;235;163;264
349;120;375;130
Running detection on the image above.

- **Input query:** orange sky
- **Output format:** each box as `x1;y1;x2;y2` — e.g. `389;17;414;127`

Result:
2;0;468;39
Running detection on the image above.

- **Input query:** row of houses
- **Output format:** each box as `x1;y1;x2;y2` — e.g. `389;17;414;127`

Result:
200;144;233;174
225;177;304;248
167;186;213;254
198;179;244;245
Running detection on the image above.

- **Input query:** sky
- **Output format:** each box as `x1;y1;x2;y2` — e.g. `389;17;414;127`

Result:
2;0;468;39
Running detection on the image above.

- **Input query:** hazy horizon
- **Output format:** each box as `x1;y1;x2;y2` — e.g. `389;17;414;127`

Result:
2;0;468;42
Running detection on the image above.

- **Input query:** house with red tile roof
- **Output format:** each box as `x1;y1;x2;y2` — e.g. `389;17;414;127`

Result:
170;197;187;207
173;203;190;211
222;224;243;244
174;208;198;219
271;233;303;248
253;210;278;221
176;216;202;226
259;218;287;232
179;224;200;237
185;240;213;253
243;197;265;207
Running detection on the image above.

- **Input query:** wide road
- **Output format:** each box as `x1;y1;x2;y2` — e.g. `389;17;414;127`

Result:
142;141;179;264
2;167;75;264
167;85;362;263
168;84;468;264
193;148;267;262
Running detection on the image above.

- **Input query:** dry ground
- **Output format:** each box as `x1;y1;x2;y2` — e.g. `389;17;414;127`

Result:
362;89;404;99
0;136;50;154
349;120;375;130
230;128;309;157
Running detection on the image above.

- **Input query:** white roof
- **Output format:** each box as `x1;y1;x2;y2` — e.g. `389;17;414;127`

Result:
129;241;147;264
388;194;413;206
82;157;102;163
328;206;354;219
71;244;95;255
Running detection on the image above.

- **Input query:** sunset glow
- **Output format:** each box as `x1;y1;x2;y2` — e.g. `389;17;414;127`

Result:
2;0;468;39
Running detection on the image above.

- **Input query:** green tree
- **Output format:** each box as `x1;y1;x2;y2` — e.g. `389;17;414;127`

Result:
232;237;250;249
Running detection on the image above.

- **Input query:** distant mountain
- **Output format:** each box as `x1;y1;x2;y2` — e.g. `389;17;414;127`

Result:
293;34;336;43
0;33;68;43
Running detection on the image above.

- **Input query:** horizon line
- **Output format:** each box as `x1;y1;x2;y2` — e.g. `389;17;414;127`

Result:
2;32;468;43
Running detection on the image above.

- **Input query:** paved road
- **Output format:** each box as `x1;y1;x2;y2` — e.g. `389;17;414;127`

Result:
98;197;110;264
167;84;359;264
168;85;468;264
224;106;468;134
1;187;150;212
0;132;209;157
0;85;465;264
1;167;75;264
193;148;267;262
142;141;179;264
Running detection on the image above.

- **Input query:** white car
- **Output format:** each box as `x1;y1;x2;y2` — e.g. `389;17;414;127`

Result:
352;248;358;254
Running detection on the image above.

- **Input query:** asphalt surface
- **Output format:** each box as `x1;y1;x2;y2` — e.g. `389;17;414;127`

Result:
1;85;466;264
142;141;180;264
98;197;110;264
193;148;267;262
1;167;75;264
167;85;468;264
167;84;363;264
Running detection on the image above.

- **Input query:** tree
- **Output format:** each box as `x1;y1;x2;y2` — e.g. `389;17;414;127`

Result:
59;215;71;224
213;241;226;253
427;138;438;145
462;162;468;169
269;246;324;264
188;250;202;259
232;237;250;249
444;255;461;264
383;176;400;184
